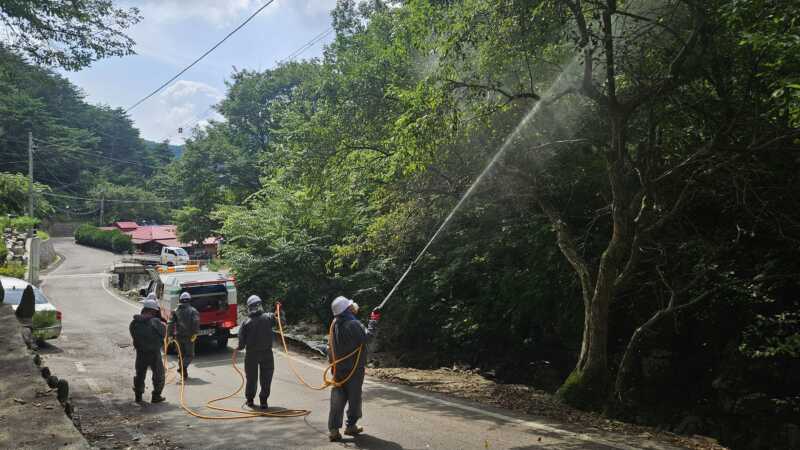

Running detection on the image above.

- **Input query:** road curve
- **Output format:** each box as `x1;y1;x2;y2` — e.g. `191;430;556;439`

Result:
38;238;678;450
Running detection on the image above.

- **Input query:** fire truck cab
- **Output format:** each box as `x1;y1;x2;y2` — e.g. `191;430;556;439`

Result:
142;265;237;349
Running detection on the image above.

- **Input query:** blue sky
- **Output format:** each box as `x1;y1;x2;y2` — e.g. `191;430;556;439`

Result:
62;0;338;144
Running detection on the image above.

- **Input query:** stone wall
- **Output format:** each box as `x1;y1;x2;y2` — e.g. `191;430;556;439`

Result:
0;305;88;449
2;227;30;265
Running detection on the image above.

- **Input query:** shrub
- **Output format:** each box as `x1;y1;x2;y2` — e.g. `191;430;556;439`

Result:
74;224;133;253
0;262;26;278
0;239;6;264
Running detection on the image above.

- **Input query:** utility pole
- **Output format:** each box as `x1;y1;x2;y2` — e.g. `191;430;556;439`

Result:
99;193;105;226
27;131;34;233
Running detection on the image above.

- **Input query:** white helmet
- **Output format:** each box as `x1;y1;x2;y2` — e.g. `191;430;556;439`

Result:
141;298;160;311
247;295;262;310
331;296;354;316
179;292;191;303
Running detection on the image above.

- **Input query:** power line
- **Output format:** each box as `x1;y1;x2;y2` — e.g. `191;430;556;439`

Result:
34;138;159;169
125;0;276;113
42;191;175;204
281;27;334;62
159;26;336;144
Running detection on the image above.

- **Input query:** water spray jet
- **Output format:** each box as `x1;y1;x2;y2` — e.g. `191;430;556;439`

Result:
375;55;583;311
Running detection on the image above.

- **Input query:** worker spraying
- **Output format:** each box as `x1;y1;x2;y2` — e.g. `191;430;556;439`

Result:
169;292;200;380
130;294;166;404
237;295;285;410
327;296;381;442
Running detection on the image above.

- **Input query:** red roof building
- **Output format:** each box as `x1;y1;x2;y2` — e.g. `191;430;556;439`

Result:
113;221;139;232
102;221;219;257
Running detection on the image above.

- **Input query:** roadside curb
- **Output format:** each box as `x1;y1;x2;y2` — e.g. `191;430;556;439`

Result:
40;253;64;276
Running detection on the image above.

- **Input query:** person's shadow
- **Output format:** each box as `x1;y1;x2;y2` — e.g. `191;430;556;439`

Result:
345;434;404;450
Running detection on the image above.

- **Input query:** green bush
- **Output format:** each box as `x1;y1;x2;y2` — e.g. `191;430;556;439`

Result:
0;262;26;278
74;224;133;253
0;239;6;264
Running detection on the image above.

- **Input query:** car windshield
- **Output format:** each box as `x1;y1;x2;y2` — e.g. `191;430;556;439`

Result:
2;287;49;305
175;248;188;257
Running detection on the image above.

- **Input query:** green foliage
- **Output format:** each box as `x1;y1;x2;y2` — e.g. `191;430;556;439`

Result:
0;48;173;222
0;239;5;264
89;183;169;225
74;224;133;253
740;313;800;359
0;0;141;70
0;262;25;279
0;172;53;218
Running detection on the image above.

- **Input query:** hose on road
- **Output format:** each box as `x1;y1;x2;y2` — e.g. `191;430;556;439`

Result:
159;302;363;420
275;303;364;391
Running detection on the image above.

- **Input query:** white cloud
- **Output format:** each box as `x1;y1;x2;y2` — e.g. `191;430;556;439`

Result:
129;0;336;28
132;0;257;27
161;80;224;101
131;79;225;144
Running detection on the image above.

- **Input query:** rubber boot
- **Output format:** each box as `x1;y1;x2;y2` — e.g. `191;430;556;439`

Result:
151;393;166;403
329;429;342;442
246;399;256;409
134;392;143;403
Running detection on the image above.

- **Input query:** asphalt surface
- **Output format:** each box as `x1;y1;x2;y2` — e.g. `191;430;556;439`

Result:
38;238;677;450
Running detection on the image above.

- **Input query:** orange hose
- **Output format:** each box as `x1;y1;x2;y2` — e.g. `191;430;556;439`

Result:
275;303;363;390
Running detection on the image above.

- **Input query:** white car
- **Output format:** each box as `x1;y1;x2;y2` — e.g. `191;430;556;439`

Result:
160;246;190;266
1;276;62;341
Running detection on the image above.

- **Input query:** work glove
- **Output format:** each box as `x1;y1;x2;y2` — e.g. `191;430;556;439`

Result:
369;310;381;322
190;335;197;343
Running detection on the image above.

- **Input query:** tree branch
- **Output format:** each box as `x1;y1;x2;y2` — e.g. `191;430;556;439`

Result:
446;79;540;102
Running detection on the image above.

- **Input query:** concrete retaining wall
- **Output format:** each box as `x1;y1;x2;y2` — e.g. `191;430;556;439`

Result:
0;305;88;449
40;238;57;269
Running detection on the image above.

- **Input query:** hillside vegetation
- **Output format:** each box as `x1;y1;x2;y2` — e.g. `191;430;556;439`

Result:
166;1;799;448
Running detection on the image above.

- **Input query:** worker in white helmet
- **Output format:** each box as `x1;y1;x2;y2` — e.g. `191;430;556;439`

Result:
327;296;381;442
168;291;200;380
237;295;285;409
129;296;166;403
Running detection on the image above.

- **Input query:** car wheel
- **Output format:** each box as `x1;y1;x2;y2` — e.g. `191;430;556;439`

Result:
217;337;229;350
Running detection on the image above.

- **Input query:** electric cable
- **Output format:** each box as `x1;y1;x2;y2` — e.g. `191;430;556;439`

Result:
279;27;334;62
42;191;174;204
157;25;336;144
125;0;276;113
34;139;159;169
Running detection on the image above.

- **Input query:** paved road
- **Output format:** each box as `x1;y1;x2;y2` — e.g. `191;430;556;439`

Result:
39;238;675;450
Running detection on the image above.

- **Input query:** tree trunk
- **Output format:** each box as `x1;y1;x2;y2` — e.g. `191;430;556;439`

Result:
557;114;631;408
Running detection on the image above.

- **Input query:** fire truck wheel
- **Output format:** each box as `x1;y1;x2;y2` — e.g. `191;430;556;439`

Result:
216;336;229;350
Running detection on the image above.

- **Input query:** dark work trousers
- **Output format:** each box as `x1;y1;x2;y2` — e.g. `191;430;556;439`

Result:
133;350;165;395
177;339;194;377
244;349;274;403
328;366;366;430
